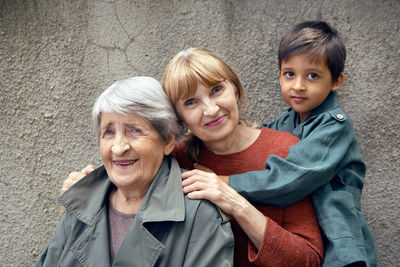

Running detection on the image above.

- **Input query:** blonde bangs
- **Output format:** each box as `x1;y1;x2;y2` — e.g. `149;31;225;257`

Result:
190;52;229;88
162;48;233;105
162;58;199;105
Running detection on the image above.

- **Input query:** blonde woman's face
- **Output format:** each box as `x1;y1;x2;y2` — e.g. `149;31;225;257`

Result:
175;81;240;145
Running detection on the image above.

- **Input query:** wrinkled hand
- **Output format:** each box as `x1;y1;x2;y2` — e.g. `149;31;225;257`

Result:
193;163;229;184
60;164;96;195
183;166;267;250
182;168;247;216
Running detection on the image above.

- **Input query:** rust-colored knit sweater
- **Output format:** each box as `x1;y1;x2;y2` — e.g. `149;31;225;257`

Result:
173;127;323;267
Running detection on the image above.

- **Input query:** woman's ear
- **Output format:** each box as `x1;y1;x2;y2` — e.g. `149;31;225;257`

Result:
331;72;345;92
164;134;176;155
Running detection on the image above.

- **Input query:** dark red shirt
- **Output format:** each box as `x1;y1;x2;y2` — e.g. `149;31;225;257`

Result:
173;127;323;267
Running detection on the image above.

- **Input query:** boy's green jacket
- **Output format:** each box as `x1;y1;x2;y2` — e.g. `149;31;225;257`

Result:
36;157;234;267
230;91;377;267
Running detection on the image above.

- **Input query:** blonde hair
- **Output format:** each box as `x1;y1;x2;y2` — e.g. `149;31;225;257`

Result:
161;48;248;162
162;47;246;107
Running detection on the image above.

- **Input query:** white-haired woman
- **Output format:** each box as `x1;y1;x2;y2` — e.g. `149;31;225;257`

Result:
36;77;234;267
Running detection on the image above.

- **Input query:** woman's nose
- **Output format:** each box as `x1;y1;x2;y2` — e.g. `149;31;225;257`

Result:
111;136;130;155
203;100;219;116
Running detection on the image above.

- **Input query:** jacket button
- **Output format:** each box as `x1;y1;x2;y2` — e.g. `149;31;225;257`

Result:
336;114;344;119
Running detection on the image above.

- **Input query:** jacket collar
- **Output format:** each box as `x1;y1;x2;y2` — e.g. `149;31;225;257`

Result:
287;91;340;128
136;156;185;224
58;156;185;226
307;91;340;119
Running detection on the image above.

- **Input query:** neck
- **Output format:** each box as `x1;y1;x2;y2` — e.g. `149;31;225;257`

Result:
112;187;147;214
203;124;261;155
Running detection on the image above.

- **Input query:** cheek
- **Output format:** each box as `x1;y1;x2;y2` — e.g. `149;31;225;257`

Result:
280;87;288;97
99;143;111;161
180;110;200;127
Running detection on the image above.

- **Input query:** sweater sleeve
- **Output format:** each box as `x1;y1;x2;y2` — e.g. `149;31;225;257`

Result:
248;197;323;267
229;114;365;208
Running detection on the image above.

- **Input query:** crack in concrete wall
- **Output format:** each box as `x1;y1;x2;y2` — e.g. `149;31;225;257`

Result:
1;0;399;266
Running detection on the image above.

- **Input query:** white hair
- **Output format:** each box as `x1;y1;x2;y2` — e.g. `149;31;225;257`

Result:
92;76;182;143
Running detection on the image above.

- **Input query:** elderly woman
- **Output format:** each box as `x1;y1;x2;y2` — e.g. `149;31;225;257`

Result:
36;76;234;267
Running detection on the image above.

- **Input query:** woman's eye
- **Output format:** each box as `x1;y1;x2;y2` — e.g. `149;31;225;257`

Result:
211;85;223;95
284;72;295;78
184;98;196;107
307;73;318;79
104;129;113;136
130;128;141;134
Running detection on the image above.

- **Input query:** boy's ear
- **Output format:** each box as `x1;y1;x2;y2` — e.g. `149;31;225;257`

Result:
278;70;282;85
331;72;345;92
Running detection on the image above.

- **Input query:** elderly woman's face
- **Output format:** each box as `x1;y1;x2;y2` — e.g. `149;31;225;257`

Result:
99;112;175;191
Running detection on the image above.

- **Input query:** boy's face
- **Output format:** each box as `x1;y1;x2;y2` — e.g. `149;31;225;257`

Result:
279;54;343;122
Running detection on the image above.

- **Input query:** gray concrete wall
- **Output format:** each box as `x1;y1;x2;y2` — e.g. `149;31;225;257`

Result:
1;0;399;265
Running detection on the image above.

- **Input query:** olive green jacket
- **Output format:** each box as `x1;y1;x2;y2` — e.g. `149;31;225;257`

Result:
230;92;376;267
37;156;234;267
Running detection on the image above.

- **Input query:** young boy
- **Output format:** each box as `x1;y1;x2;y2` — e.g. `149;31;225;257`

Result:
227;21;377;267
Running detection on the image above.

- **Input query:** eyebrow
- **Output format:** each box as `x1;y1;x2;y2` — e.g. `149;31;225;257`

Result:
100;121;114;129
123;122;143;129
281;67;323;73
305;67;323;73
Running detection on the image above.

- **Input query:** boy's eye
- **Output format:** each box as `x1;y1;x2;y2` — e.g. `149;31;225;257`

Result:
184;98;196;107
211;85;223;95
284;72;295;78
307;73;318;79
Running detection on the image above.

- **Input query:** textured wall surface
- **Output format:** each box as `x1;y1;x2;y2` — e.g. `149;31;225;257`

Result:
1;0;399;266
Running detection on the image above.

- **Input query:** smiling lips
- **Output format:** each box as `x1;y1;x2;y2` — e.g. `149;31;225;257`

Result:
291;96;307;103
113;159;138;168
205;115;226;127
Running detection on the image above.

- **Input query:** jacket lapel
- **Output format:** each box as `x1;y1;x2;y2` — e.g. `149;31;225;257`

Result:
113;156;186;267
70;206;112;266
59;166;114;266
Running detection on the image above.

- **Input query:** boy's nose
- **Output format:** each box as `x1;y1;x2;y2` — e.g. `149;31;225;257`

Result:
293;78;306;91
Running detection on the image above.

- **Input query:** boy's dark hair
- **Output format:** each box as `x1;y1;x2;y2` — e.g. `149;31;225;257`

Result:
278;21;346;81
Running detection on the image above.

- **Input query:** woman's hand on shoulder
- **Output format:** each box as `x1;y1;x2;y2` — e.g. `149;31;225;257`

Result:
181;166;246;216
191;164;229;184
182;164;267;249
60;164;96;195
